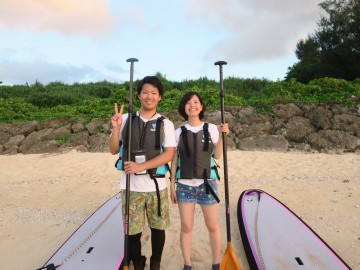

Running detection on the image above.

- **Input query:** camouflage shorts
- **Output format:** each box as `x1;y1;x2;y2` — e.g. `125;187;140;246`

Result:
121;188;170;235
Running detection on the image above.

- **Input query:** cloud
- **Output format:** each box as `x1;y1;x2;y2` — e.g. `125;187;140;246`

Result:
0;0;116;36
0;58;120;85
185;0;322;62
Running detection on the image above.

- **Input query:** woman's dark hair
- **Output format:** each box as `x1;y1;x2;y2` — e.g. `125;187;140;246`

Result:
137;76;164;96
178;91;206;121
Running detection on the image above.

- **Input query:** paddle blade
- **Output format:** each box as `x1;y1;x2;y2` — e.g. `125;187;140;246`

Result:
220;242;242;270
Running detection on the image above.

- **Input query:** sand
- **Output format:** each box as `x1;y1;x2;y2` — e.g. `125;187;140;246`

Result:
0;150;359;270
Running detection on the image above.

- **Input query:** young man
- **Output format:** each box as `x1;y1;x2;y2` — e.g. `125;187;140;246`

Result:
109;76;176;270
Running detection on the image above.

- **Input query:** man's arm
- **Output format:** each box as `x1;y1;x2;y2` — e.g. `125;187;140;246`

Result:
109;128;120;155
109;103;124;155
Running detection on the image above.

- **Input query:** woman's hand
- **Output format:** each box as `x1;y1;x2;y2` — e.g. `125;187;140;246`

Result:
214;123;230;159
170;181;178;204
218;123;230;135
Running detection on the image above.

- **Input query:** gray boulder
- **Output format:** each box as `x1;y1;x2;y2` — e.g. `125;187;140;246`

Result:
237;135;289;152
273;103;303;119
285;116;315;143
308;130;360;152
333;114;360;137
307;107;332;130
19;128;54;153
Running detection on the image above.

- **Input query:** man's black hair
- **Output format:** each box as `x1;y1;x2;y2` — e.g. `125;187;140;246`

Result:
137;76;164;96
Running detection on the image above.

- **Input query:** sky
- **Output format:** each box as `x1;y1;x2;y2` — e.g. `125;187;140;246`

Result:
0;0;323;86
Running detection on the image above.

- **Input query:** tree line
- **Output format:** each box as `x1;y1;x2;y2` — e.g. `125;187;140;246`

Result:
286;0;360;83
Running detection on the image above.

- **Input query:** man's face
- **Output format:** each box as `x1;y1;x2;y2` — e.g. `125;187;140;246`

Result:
138;83;162;111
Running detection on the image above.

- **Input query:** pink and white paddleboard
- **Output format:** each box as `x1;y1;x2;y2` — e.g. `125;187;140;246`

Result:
237;189;351;270
38;193;124;270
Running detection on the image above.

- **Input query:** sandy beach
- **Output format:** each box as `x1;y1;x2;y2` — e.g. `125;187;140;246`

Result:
0;150;359;270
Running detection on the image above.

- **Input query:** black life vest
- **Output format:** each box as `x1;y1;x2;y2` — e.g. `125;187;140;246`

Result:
176;123;220;203
115;113;168;175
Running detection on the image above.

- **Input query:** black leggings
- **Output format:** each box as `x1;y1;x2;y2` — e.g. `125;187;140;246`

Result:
129;228;165;262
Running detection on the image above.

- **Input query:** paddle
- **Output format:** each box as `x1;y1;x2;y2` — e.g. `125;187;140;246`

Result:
214;61;242;270
122;57;139;270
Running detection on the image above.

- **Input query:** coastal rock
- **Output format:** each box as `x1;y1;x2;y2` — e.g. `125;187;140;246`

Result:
4;135;25;149
19;129;54;153
71;122;86;133
63;131;89;149
0;121;38;136
307;107;332;130
273;103;303;119
307;130;360;153
333;114;360;136
48;124;72;140
1;103;359;155
237;107;269;125
285;116;315;143
85;118;103;135
0;130;11;145
237;135;289;152
88;133;109;153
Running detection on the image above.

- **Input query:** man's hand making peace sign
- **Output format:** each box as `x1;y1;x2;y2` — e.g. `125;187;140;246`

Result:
111;103;124;130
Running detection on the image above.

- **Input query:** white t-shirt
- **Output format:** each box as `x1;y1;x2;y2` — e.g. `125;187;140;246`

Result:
118;111;176;192
175;122;219;187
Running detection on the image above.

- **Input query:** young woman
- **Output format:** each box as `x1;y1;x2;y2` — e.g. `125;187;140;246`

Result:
170;91;229;270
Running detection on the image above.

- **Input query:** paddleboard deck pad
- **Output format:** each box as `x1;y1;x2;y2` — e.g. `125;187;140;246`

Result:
237;189;351;270
38;193;124;270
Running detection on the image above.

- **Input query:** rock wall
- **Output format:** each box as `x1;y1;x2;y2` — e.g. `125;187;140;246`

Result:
1;103;359;155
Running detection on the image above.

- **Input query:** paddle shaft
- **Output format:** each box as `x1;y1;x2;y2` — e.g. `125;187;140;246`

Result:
123;58;139;270
214;61;231;242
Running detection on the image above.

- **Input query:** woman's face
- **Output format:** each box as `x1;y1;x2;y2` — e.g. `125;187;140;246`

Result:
185;94;203;118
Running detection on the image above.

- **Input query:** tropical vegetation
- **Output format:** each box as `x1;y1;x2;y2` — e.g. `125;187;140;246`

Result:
0;76;359;122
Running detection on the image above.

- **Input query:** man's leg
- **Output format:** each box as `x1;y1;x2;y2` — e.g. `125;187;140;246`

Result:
121;190;147;270
150;228;165;270
129;232;146;270
146;188;170;270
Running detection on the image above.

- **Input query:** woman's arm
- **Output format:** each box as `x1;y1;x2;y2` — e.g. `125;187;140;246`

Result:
213;123;229;159
169;152;178;204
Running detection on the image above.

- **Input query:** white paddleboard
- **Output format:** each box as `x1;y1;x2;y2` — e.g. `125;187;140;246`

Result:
237;189;351;270
38;193;124;270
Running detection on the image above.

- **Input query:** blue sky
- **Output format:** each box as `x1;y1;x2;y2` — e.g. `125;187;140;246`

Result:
0;0;322;85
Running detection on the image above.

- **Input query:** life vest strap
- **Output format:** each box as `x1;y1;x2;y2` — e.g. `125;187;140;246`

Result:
203;169;220;203
149;174;162;217
203;122;209;151
155;116;165;150
181;126;191;157
114;157;121;168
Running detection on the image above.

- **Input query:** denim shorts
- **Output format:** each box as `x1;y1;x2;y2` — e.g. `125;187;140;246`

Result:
176;181;219;205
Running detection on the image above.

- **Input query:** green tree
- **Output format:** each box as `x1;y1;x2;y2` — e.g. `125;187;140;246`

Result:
286;37;323;83
287;0;360;83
